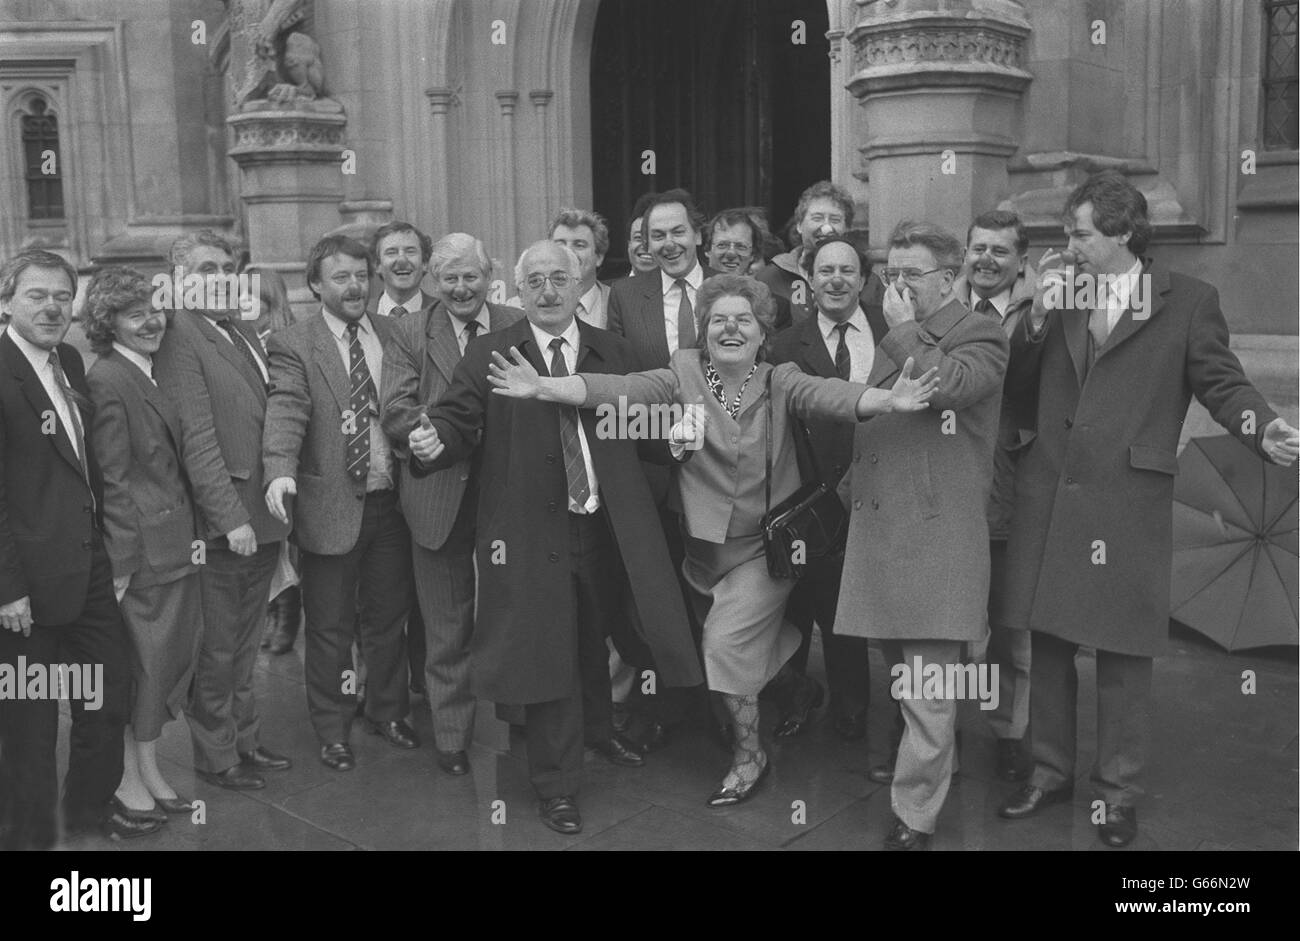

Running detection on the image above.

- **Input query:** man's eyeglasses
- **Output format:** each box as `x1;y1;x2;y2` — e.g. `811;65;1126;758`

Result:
877;267;945;284
524;272;573;291
711;241;752;255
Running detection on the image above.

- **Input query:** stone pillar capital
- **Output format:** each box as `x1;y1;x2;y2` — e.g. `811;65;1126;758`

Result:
425;86;459;115
495;90;520;116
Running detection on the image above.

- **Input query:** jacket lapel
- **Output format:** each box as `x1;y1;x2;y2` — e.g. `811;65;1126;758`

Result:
425;304;463;385
799;315;837;379
1062;308;1089;388
110;349;183;448
195;313;266;399
1095;259;1168;360
639;275;671;365
309;315;351;411
3;335;86;479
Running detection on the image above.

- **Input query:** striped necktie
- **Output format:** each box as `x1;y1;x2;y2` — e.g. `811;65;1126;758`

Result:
345;321;375;483
48;350;90;481
547;337;591;510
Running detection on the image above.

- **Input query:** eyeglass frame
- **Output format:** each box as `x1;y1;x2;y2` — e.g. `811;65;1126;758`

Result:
876;266;948;285
523;271;574;292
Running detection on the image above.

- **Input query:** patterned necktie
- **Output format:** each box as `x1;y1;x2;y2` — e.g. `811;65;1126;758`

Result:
675;279;695;351
547;337;591;510
974;297;994;316
391;305;408;319
48;350;89;479
833;322;851;380
217;318;266;387
346;321;374;483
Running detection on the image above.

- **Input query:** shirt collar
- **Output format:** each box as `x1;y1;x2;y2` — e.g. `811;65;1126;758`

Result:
321;308;373;339
1107;258;1145;311
112;342;154;379
578;282;602;315
817;306;867;340
6;326;58;374
529;317;581;357
450;307;490;337
377;290;422;317
660;262;703;296
970;287;1013;319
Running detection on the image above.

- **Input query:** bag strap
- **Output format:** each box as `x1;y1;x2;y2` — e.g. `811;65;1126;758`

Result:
792;417;828;485
764;368;773;516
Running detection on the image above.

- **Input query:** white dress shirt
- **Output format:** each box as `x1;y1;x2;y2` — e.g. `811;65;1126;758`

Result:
202;312;269;384
661;264;704;356
113;342;156;386
450;308;491;353
817;306;874;383
576;281;608;330
1101;259;1145;332
375;290;423;318
529;319;600;513
970;286;1013;321
321;309;393;491
7;327;83;463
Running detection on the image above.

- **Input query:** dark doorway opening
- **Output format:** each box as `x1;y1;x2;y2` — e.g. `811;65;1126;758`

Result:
590;0;831;279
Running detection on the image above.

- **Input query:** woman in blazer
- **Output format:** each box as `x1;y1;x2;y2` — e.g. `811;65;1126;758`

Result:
84;267;203;822
487;273;936;804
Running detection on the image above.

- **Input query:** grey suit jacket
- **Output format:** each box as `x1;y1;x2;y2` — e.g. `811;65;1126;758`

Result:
582;350;867;543
379;301;522;550
154;311;288;545
262;312;397;556
86;350;199;586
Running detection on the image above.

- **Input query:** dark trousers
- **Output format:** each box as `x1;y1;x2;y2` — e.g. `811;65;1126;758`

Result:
985;540;1031;741
784;551;871;719
525;509;619;799
188;541;278;773
300;491;413;745
0;540;129;849
1028;630;1152;808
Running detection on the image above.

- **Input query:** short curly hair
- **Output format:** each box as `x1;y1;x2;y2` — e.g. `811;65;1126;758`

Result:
695;274;778;358
81;266;155;355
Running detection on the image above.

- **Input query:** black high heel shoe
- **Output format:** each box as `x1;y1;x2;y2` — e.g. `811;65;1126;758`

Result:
706;758;771;807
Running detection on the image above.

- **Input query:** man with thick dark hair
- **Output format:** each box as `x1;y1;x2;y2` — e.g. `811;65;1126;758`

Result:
997;170;1298;847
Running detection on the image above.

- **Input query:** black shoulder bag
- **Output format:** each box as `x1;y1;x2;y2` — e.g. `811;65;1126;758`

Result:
761;370;849;580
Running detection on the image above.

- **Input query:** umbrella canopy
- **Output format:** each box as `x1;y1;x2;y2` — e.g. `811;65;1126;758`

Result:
1170;434;1298;651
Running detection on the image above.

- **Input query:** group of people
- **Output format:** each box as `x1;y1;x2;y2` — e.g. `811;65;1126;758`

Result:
1;170;1295;850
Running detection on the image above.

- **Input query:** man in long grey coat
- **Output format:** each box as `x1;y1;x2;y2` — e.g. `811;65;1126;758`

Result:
997;171;1299;847
838;221;1008;851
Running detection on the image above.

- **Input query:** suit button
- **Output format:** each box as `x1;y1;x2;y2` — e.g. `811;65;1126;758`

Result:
1064;418;1073;429
547;501;558;513
1066;476;1076;485
356;493;364;500
81;539;92;549
545;454;556;464
853;500;862;511
83;504;92;513
548;551;560;563
854;452;861;463
833;465;843;478
870;454;878;464
731;434;739;444
871;499;880;510
460;473;469;482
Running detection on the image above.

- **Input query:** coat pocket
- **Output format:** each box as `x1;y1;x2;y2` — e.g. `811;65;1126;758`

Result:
908;447;941;520
1128;444;1179;476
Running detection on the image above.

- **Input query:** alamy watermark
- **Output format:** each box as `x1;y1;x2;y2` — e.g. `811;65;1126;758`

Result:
151;267;260;319
890;657;1000;711
593;397;705;449
1042;268;1153;321
0;657;103;710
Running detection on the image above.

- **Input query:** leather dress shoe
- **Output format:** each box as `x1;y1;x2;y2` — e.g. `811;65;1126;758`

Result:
102;808;164;841
239;746;292;772
867;762;895;784
436;749;470;775
832;712;867;742
706;758;771;807
196;764;265;790
539;796;582;834
773;677;824;738
154;796;196;815
995;738;1030;782
591;734;644;767
884;817;931;851
368;719;420;750
320;742;355;771
1098;805;1138;847
998;783;1074;819
112;795;167;824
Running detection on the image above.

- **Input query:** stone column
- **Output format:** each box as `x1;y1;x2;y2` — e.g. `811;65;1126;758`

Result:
846;0;1033;244
227;106;346;314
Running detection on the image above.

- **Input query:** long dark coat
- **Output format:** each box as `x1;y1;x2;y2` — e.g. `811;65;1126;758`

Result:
1003;260;1277;657
416;317;702;704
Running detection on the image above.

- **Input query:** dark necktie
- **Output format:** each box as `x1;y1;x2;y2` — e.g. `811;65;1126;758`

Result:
547;337;591;511
48;350;89;481
346;321;375;483
217;318;266;387
462;318;481;351
391;305;408;319
833;322;851;381
974;297;994;316
675;279;695;351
